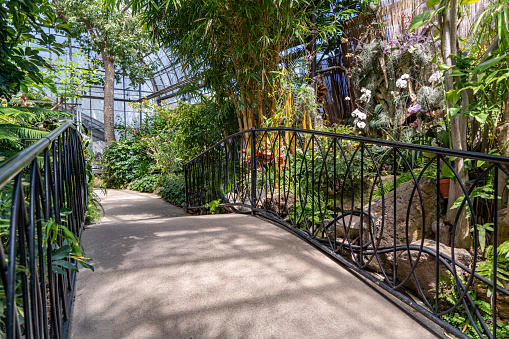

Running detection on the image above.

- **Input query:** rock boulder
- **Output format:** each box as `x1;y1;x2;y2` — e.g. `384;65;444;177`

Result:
363;178;439;249
396;239;472;298
259;192;296;217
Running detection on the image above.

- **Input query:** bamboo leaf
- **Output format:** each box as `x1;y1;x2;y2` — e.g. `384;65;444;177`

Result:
52;260;79;272
51;245;72;260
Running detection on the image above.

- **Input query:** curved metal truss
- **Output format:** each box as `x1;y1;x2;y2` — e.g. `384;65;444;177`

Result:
185;128;509;339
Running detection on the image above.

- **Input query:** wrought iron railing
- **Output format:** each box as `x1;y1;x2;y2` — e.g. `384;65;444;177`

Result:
0;123;87;339
184;128;509;339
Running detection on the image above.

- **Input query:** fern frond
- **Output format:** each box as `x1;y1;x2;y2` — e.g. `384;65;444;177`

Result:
0;124;49;140
0;107;37;124
16;106;74;119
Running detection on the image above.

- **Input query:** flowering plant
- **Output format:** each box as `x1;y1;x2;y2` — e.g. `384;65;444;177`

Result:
348;25;446;143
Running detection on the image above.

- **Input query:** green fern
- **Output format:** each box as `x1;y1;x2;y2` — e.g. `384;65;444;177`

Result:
0;106;67;158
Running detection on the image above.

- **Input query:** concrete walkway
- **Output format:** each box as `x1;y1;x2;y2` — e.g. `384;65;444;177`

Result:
70;189;450;339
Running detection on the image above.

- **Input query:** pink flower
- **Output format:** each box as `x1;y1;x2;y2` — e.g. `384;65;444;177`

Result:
141;138;145;141
408;104;422;114
409;119;420;128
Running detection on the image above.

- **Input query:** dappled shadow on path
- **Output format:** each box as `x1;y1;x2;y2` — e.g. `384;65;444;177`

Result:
71;190;443;339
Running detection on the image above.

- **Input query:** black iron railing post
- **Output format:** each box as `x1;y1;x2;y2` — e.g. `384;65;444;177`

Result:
184;163;189;212
183;127;509;339
251;128;257;216
0;123;87;339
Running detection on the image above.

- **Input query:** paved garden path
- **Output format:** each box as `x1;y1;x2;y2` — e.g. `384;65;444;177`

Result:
69;189;452;339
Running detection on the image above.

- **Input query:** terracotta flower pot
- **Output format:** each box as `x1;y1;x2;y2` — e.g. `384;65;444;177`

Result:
439;178;450;198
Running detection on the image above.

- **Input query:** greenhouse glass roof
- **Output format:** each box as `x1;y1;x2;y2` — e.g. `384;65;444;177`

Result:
35;27;193;153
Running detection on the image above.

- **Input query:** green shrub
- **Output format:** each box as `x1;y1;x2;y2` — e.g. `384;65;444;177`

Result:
101;138;153;188
129;174;164;192
159;172;186;208
127;98;238;172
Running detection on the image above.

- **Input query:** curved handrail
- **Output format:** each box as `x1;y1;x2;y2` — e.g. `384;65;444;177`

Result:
0;122;87;339
185;127;509;165
185;127;509;339
0;122;77;190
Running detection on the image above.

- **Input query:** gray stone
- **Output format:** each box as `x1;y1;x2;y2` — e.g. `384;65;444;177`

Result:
497;208;509;246
396;239;472;298
259;192;296;217
431;220;451;246
476;280;509;324
326;179;442;274
325;214;369;240
362;178;439;249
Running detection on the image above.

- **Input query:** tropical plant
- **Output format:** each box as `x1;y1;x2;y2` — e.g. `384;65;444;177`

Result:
477;240;509;298
204;199;222;214
101;138;153;188
0;105;73;159
130;0;352;131
434;272;509;338
0;186;94;336
407;0;509;249
54;0;158;145
129;174;164;192
128;98;238;171
349;27;444;140
159;172;186;208
0;0;66;98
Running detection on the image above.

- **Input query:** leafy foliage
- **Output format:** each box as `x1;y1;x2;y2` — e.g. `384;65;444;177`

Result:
130;0;350;130
104;98;235;208
125;98;238;171
101;138;152;188
0;0;66;98
129;174;164;193
159;173;186;208
477;240;509;297
0;106;73;160
0;182;94;334
204;199;222;214
54;0;157;86
436;273;509;338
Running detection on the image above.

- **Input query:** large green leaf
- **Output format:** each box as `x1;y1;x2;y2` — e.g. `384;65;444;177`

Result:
441;165;455;179
51;245;72;261
446;89;461;105
52;259;79;272
473;112;489;124
476;55;506;70
408;8;444;31
426;0;440;7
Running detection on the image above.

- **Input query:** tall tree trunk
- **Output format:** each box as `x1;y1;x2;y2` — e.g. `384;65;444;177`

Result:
442;0;471;249
102;53;116;146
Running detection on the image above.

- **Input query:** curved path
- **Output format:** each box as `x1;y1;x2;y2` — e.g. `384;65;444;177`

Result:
70;189;452;339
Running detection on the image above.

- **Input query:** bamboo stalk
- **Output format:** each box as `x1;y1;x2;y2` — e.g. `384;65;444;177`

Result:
257;90;264;127
241;94;248;132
